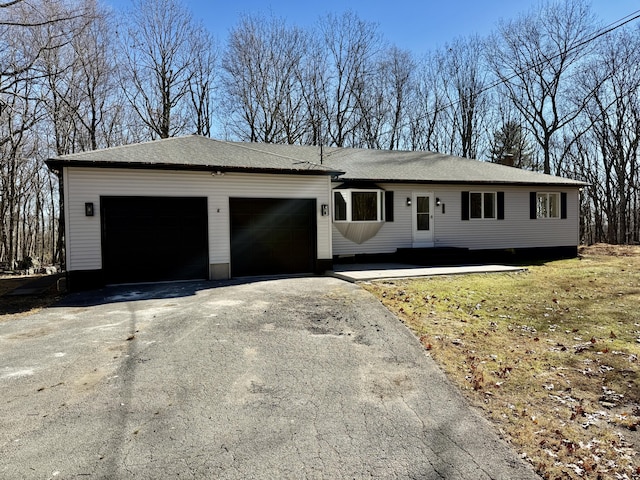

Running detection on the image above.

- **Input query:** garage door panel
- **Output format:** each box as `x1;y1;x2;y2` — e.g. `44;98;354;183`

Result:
101;196;208;284
230;198;316;277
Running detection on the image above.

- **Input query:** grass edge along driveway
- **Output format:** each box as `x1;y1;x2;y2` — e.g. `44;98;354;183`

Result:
364;245;640;480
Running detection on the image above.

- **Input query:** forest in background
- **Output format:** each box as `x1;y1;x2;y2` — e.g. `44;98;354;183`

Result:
1;0;639;269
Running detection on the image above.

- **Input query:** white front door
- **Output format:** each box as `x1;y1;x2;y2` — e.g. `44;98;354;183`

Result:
412;192;434;247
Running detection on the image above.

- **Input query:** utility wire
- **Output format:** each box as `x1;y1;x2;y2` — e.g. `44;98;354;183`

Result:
390;8;640;143
481;9;640;103
312;9;640;155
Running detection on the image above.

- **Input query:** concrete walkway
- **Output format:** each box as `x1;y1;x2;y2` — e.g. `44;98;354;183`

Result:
332;263;526;282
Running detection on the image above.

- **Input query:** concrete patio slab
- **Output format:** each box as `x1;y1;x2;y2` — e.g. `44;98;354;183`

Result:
331;263;526;282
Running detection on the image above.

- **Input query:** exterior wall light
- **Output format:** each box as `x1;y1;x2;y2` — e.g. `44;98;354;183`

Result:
321;204;329;216
85;202;94;216
436;197;441;206
406;197;412;206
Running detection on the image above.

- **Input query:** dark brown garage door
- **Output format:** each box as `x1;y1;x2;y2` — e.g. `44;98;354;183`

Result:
101;196;208;284
230;198;316;277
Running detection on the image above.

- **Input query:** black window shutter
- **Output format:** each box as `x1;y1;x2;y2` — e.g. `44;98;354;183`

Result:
461;191;469;220
384;191;394;222
561;192;567;219
497;192;505;220
530;192;537;219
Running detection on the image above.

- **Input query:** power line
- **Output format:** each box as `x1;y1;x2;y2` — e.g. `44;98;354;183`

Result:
486;9;640;98
397;8;640;145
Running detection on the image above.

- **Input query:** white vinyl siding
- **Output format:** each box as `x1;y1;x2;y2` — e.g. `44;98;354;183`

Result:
332;184;579;255
437;186;577;249
64;167;332;272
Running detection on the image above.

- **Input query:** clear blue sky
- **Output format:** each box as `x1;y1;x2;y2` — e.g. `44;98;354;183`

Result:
105;0;640;54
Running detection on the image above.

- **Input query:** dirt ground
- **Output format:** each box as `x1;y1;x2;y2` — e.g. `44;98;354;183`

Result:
579;243;640;256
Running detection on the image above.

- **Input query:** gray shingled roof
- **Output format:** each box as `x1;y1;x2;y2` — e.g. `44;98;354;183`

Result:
46;136;339;175
46;135;586;186
320;147;587;186
233;142;586;186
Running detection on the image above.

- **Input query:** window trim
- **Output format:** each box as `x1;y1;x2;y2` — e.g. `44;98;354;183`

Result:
333;188;385;223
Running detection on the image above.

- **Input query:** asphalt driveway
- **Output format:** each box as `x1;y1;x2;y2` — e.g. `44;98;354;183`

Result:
1;277;540;479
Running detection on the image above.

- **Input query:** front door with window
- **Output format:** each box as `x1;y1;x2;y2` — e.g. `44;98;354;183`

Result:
412;192;434;247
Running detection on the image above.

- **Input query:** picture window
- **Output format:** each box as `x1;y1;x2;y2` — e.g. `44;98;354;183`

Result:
333;189;385;222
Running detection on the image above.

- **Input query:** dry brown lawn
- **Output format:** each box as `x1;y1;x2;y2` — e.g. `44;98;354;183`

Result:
364;244;640;480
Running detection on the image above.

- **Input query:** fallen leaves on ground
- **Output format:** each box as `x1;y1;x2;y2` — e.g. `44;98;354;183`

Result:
365;247;640;480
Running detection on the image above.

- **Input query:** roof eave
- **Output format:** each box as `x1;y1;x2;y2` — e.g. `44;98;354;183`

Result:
45;159;343;176
335;176;588;187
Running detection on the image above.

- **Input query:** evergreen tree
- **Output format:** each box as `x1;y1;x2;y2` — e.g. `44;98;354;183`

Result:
490;120;534;169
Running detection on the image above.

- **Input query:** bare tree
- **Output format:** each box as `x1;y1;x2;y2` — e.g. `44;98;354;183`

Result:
0;80;40;268
356;46;414;150
0;0;91;94
384;47;414;150
70;2;119;150
405;52;446;152
0;0;86;27
575;25;640;243
188;27;218;137
441;35;491;159
119;0;201;139
314;11;381;147
487;0;596;174
221;14;308;143
297;35;329;146
0;0;94;268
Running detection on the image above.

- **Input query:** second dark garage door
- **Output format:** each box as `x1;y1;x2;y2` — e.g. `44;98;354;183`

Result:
230;198;317;277
101;196;209;284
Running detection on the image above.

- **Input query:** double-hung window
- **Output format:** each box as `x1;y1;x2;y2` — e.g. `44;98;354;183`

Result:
536;193;560;219
470;192;496;219
334;189;385;222
462;191;504;220
529;192;567;219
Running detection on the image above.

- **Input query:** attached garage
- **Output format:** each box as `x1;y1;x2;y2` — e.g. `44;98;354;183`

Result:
101;196;209;284
45;137;337;290
230;198;317;277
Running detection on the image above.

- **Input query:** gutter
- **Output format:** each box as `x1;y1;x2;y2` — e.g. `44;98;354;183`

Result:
44;159;344;177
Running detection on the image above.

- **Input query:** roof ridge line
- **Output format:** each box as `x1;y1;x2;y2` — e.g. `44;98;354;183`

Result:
222;141;328;169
